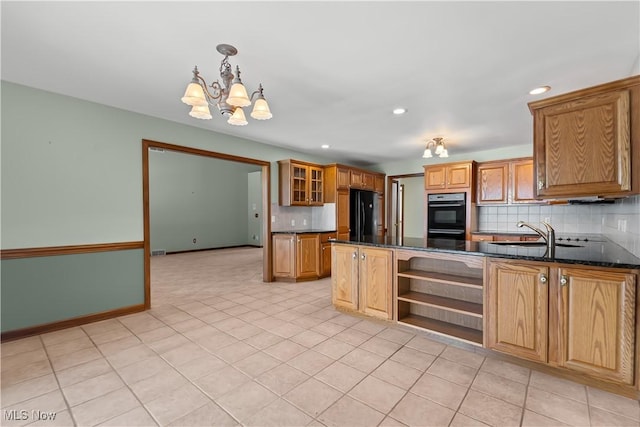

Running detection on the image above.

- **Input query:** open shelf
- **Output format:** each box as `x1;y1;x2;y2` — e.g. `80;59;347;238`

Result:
397;270;483;289
399;314;483;345
398;291;483;317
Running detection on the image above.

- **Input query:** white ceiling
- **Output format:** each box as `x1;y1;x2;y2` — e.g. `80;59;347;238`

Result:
2;1;639;165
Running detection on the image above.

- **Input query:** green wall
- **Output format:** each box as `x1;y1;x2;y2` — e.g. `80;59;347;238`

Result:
149;149;261;252
1;249;144;332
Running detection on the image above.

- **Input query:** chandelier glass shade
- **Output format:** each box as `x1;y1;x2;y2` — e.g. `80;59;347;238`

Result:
423;137;449;158
181;44;272;126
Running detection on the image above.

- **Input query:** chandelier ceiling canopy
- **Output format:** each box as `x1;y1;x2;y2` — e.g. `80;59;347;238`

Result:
181;44;272;126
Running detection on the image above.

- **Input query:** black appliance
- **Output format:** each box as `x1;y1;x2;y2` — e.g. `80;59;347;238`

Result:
427;192;466;240
350;189;377;241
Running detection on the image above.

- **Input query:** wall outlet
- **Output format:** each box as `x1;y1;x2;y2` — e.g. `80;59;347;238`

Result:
271;216;275;223
303;219;307;226
544;217;551;224
618;219;627;232
291;219;295;226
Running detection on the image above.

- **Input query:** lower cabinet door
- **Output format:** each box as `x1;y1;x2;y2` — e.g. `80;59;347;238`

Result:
320;242;332;278
558;268;636;384
331;244;358;311
359;247;393;319
272;235;296;278
485;260;548;363
296;234;319;279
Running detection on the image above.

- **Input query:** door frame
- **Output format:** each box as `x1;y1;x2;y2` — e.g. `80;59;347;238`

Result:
386;173;424;239
142;139;272;309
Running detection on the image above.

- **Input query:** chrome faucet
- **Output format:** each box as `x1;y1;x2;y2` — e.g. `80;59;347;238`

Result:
517;221;556;257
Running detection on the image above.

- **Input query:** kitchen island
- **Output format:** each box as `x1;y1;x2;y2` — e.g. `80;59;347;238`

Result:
331;236;640;393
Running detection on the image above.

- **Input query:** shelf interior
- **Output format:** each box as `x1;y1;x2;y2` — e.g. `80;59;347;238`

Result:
398;291;483;317
399;314;483;345
397;269;483;289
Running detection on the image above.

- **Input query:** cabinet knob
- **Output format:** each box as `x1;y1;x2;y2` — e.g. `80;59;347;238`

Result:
352;251;357;259
560;275;568;286
539;274;547;284
361;253;366;260
538;180;544;190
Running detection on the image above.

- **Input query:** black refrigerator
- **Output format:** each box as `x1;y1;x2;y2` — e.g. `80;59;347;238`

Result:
349;189;377;241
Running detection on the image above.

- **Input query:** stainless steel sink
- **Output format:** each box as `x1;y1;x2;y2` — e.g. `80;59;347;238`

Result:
489;241;583;248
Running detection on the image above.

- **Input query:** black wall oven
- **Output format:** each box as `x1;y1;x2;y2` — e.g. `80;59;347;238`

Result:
427;192;466;240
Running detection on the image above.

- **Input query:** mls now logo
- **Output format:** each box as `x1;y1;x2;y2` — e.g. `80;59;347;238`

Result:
3;410;29;421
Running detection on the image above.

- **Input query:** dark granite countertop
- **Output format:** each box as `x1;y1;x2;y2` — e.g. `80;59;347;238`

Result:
331;236;640;269
272;229;336;234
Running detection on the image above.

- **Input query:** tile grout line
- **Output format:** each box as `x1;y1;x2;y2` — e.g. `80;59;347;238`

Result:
38;334;78;427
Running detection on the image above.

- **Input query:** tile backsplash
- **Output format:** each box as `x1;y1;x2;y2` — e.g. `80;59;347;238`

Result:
478;195;640;257
271;203;336;232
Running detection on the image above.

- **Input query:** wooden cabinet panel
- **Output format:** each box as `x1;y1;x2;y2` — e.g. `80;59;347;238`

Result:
425;166;447;190
272;235;296;278
320;242;332;278
296;234;320;279
486;260;548;363
331;244;359;311
279;160;324;206
425;162;473;191
511;159;535;203
478;163;508;204
558;268;636;384
362;173;374;190
337;168;350;189
336;189;350;240
359;247;393;319
374;175;385;193
529;76;639;198
309;166;324;205
476;158;536;205
447;163;472;189
350;170;363;188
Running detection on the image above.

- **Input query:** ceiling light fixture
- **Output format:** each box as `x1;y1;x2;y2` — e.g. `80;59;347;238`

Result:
181;44;272;126
529;85;551;95
422;137;449;158
321;144;330;149
393;108;407;115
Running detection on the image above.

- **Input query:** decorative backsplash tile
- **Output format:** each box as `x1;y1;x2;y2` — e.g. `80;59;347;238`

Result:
478;195;640;257
271;203;335;232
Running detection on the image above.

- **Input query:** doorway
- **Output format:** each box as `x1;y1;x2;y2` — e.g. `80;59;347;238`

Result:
387;173;425;241
142;139;272;309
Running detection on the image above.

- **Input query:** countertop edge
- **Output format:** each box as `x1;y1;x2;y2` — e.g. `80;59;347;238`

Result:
330;239;640;270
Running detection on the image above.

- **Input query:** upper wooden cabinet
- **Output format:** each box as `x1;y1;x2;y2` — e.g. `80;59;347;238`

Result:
477;158;536;205
425;161;474;191
528;75;640;199
278;160;324;206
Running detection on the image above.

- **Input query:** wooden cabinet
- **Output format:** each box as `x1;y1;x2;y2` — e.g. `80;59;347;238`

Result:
272;233;320;281
319;232;336;278
336;189;350;241
529;75;640;199
324;164;385;240
396;250;484;345
278;160;324;206
557;267;636;384
332;244;359;311
425;162;473;191
485;258;637;385
477;158;536;205
485;260;549;363
331;244;393;320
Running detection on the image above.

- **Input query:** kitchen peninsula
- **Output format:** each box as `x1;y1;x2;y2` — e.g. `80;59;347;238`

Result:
331;235;640;394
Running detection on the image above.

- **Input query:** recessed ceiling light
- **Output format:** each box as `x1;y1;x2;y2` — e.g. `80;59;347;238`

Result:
392;108;407;115
529;86;551;95
321;144;330;149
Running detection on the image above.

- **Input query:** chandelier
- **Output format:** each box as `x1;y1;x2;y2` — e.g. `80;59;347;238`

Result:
180;44;272;126
422;137;449;158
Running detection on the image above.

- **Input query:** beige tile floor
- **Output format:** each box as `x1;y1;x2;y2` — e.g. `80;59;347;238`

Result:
2;247;639;426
